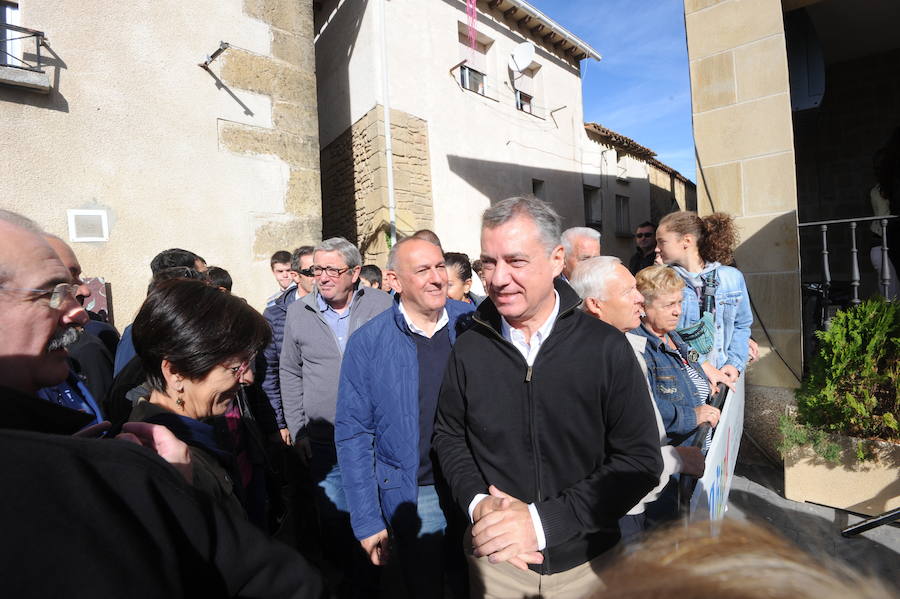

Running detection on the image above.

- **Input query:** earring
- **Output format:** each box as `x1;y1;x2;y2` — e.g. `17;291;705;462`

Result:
175;387;185;410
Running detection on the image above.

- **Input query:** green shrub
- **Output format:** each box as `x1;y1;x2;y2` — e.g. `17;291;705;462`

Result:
794;298;899;443
777;413;841;462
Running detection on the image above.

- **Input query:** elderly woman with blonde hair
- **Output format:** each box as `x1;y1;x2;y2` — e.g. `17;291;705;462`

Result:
633;266;720;447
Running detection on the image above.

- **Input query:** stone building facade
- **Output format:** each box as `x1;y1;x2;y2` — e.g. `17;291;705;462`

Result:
0;0;321;321
684;0;900;456
320;105;433;263
684;0;802;454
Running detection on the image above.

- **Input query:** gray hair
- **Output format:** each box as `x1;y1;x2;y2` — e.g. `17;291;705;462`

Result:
561;227;602;256
481;196;562;254
291;245;314;272
0;210;44;286
0;209;42;234
569;256;622;307
314;237;361;269
386;235;440;271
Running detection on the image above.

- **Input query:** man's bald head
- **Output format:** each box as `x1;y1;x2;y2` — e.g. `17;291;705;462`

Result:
44;235;91;300
44;235;82;282
0;210;42;287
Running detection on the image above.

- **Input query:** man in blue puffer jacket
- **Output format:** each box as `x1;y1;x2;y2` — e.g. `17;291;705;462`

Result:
259;245;314;443
335;236;474;597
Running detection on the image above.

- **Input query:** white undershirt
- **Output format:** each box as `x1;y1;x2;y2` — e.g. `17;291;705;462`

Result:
467;291;560;551
398;301;449;338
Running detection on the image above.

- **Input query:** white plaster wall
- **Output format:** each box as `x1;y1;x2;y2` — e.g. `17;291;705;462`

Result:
0;0;298;324
387;0;587;259
314;0;379;148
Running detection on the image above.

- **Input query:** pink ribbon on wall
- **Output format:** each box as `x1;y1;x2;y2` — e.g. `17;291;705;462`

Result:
466;0;478;49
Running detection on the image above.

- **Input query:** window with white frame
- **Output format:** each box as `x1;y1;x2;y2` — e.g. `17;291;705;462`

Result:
513;65;540;116
458;29;492;97
615;195;631;236
584;185;601;228
1;2;21;68
460;65;486;95
515;89;533;114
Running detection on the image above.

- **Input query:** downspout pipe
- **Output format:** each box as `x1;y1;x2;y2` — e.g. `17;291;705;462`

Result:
377;0;397;246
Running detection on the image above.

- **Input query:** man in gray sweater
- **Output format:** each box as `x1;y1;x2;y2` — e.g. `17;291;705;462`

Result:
279;236;392;593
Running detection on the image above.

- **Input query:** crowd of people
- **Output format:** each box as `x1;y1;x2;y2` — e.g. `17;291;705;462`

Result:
0;201;891;599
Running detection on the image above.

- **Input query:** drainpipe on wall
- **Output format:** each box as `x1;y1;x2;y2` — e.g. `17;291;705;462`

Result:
377;0;397;246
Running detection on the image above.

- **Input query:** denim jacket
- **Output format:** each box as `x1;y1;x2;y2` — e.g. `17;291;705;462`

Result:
672;263;753;372
632;325;705;445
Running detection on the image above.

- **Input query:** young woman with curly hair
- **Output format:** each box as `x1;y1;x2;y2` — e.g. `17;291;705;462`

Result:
655;211;753;386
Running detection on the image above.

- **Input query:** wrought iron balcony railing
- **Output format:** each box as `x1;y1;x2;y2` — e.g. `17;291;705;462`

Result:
798;214;896;309
1;23;47;73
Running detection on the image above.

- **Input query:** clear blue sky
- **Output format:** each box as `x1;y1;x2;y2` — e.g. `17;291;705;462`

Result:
528;0;696;182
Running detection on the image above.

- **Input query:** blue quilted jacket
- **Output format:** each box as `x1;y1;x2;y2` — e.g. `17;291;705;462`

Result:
259;287;299;431
335;297;474;541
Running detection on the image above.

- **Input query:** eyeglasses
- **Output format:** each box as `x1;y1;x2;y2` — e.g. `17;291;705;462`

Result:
634;232;655;239
311;265;350;278
0;282;80;309
226;352;257;379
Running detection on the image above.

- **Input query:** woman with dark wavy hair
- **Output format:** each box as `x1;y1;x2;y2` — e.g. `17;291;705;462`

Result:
130;278;272;521
655;211;752;387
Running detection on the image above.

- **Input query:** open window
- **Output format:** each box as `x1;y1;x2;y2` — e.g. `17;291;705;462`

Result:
513;65;541;117
1;2;20;67
458;25;493;98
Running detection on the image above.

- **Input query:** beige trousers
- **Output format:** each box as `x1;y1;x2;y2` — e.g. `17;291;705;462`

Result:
467;552;607;599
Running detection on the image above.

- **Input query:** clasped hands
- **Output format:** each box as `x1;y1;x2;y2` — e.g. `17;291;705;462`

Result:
471;485;543;571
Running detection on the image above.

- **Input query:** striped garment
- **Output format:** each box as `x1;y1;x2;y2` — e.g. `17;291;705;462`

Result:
684;361;713;451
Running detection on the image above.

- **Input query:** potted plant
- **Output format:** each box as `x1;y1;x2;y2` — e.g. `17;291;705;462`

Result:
780;297;899;516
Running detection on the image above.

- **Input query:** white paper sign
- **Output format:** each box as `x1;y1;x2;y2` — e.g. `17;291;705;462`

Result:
689;375;745;521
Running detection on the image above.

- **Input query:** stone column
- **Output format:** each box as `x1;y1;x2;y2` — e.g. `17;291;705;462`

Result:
685;0;803;456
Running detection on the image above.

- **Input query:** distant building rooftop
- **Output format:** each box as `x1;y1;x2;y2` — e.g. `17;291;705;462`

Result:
585;122;694;185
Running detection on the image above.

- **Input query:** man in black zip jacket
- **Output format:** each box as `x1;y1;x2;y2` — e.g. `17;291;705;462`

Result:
433;197;663;597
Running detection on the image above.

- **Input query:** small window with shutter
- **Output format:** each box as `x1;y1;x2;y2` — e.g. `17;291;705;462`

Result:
458;25;493;97
513;65;541;117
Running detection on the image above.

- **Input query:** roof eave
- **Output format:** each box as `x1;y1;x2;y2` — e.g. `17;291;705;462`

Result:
487;0;602;62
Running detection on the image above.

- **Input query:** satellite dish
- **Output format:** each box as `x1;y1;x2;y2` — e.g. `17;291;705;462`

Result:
508;41;535;74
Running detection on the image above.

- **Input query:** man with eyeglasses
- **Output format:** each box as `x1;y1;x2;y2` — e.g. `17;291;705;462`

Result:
629;221;658;275
280;236;392;595
290;245;316;298
0;210;96;433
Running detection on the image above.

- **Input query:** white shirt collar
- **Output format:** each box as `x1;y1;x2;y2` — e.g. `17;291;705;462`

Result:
398;300;449;338
500;291;560;366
